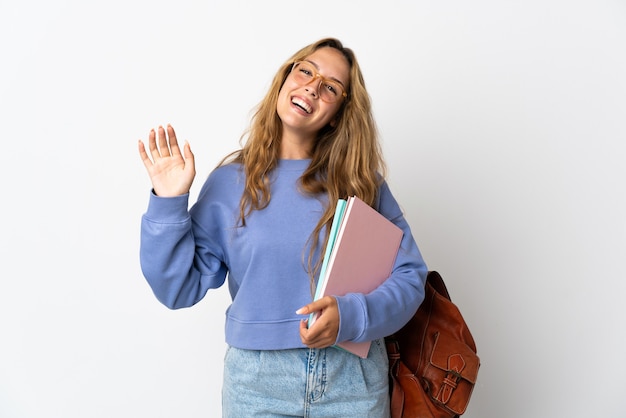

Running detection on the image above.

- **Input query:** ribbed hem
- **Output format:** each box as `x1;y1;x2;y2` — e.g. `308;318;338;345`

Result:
225;316;306;350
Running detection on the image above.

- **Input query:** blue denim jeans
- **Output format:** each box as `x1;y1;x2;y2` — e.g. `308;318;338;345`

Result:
222;339;390;417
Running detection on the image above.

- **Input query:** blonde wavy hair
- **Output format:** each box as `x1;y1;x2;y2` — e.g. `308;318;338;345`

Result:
219;37;386;285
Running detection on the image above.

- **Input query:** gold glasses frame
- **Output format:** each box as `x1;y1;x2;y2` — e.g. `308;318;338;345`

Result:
290;61;348;103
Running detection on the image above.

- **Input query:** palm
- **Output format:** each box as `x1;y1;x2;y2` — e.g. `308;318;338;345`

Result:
138;125;196;197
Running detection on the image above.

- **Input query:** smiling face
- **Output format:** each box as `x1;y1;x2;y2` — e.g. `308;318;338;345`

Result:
276;47;350;151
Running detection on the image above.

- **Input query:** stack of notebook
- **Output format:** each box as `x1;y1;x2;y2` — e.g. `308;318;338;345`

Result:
309;196;403;358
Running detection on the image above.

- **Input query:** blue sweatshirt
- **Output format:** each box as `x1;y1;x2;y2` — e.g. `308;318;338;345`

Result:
140;159;427;351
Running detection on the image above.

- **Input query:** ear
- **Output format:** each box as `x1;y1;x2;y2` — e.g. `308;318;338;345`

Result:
330;118;337;128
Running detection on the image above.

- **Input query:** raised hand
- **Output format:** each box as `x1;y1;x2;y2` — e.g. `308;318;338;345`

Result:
138;124;196;197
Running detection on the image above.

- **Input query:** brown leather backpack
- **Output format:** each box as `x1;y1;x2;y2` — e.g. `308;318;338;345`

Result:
386;271;480;417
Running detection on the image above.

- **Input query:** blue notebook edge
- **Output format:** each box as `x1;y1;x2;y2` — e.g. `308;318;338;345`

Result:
308;198;347;327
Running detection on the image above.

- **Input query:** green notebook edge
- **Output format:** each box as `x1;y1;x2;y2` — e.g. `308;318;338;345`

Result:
308;198;347;327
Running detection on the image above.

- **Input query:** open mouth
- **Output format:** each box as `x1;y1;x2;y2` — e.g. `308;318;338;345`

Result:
291;97;312;114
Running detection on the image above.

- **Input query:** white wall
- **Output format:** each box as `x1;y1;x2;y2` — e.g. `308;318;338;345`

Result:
1;1;625;417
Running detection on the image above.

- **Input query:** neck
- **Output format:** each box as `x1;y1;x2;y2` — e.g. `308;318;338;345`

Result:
279;130;314;159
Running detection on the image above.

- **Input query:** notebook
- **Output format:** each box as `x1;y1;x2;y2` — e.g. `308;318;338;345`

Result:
310;196;403;358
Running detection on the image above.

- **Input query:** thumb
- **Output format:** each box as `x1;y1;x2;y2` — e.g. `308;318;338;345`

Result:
183;140;194;160
183;141;196;177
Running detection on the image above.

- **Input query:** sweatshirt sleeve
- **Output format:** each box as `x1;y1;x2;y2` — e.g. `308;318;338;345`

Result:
333;182;428;344
139;191;227;309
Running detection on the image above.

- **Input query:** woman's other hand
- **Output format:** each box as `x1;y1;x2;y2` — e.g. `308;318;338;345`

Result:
138;124;196;197
297;296;340;349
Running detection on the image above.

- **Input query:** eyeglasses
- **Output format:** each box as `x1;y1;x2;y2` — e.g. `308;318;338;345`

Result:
290;61;348;103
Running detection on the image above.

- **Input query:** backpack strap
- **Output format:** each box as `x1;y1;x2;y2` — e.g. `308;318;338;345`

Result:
427;270;451;301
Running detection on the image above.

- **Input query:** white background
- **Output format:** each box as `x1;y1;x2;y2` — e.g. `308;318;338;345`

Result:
1;0;625;417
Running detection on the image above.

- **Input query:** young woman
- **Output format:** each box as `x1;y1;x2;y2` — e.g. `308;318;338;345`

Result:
138;38;427;417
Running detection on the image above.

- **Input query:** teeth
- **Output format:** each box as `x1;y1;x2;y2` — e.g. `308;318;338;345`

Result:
292;97;312;114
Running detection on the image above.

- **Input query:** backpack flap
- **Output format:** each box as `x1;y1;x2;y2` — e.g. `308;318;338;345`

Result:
423;331;480;415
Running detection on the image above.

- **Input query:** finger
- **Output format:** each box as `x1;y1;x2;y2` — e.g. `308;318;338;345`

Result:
297;297;331;316
167;124;182;157
157;125;170;157
147;128;160;161
299;320;312;345
138;140;153;168
301;328;333;348
300;319;309;334
296;302;317;316
311;324;337;347
299;320;321;347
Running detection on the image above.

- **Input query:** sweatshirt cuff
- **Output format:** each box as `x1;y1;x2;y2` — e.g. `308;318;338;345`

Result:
334;293;367;344
143;190;191;223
